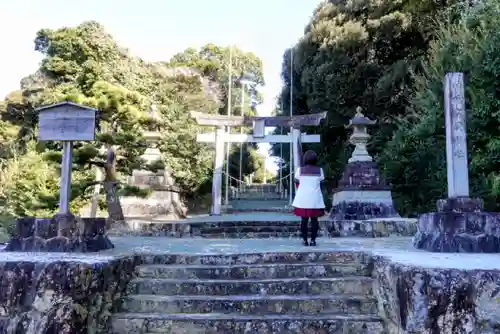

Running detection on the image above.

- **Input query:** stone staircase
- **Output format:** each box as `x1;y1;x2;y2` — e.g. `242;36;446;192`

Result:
189;220;325;238
228;183;290;213
227;199;291;213
112;251;384;333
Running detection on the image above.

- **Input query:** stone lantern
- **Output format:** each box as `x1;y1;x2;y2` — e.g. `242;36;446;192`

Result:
347;107;376;163
328;107;400;235
141;104;162;165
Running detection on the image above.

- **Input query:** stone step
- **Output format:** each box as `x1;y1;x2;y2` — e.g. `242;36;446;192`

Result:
112;312;385;333
200;231;325;239
197;226;301;234
121;294;378;315
135;262;370;279
138;251;369;266
230;199;289;205
228;207;293;213
227;200;291;213
190;220;302;228
235;193;284;199
127;277;373;296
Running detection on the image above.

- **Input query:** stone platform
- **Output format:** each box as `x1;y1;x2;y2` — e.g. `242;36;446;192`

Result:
115;213;327;238
115;213;417;239
1;237;500;333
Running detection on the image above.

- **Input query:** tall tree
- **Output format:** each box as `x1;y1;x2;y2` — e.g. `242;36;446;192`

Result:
169;44;267;184
380;0;500;215
271;0;464;192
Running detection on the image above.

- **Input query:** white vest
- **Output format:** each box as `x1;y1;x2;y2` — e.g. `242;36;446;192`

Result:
292;167;326;209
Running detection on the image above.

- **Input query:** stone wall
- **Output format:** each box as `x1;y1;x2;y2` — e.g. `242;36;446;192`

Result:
121;170;187;219
5;217;113;252
0;255;138;333
1;247;500;333
373;256;500;333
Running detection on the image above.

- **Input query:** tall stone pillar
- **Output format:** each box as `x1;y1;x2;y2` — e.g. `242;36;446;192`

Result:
329;108;399;226
413;73;500;253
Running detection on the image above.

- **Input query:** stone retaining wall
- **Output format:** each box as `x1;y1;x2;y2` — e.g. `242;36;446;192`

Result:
1;249;499;333
0;256;138;333
373;256;500;333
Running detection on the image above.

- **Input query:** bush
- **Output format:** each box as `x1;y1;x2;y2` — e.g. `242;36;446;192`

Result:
0;149;60;232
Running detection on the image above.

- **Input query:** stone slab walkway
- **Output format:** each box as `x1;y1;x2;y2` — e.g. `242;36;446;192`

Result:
104;237;500;270
2;236;499;271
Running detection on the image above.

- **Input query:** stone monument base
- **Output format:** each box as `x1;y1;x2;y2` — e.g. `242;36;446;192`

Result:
4;215;114;252
121;195;186;218
413;197;500;253
330;190;399;221
328;217;417;237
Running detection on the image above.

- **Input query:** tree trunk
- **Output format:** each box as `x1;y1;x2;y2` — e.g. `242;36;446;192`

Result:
103;145;125;225
89;167;102;217
103;180;124;223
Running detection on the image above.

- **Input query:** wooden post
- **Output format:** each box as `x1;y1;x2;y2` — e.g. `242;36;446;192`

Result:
59;141;73;214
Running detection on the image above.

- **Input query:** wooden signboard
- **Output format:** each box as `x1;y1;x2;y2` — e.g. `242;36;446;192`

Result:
38;101;97;141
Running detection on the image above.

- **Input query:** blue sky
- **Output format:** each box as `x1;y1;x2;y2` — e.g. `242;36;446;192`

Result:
0;0;322;169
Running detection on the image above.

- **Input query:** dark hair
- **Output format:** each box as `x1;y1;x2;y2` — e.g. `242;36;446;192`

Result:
303;150;318;166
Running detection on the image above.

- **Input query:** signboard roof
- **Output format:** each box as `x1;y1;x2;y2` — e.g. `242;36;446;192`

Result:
37;101;97;141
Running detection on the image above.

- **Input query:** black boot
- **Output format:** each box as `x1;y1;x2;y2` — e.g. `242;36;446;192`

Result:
310;217;319;246
300;217;309;246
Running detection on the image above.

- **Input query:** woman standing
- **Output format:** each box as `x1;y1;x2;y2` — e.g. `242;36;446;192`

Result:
292;150;326;246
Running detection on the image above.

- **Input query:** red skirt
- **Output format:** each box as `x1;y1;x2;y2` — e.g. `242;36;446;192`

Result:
293;208;325;218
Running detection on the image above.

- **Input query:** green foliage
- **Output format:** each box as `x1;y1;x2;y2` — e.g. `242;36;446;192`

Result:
380;0;500;214
0;149;60;230
0;20;267;218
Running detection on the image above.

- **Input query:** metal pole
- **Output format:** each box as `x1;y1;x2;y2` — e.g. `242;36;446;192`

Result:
239;83;244;186
225;46;232;206
59;141;73;214
279;99;283;194
289;48;294;205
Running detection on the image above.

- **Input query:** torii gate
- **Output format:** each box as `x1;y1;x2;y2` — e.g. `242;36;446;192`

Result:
191;111;327;215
